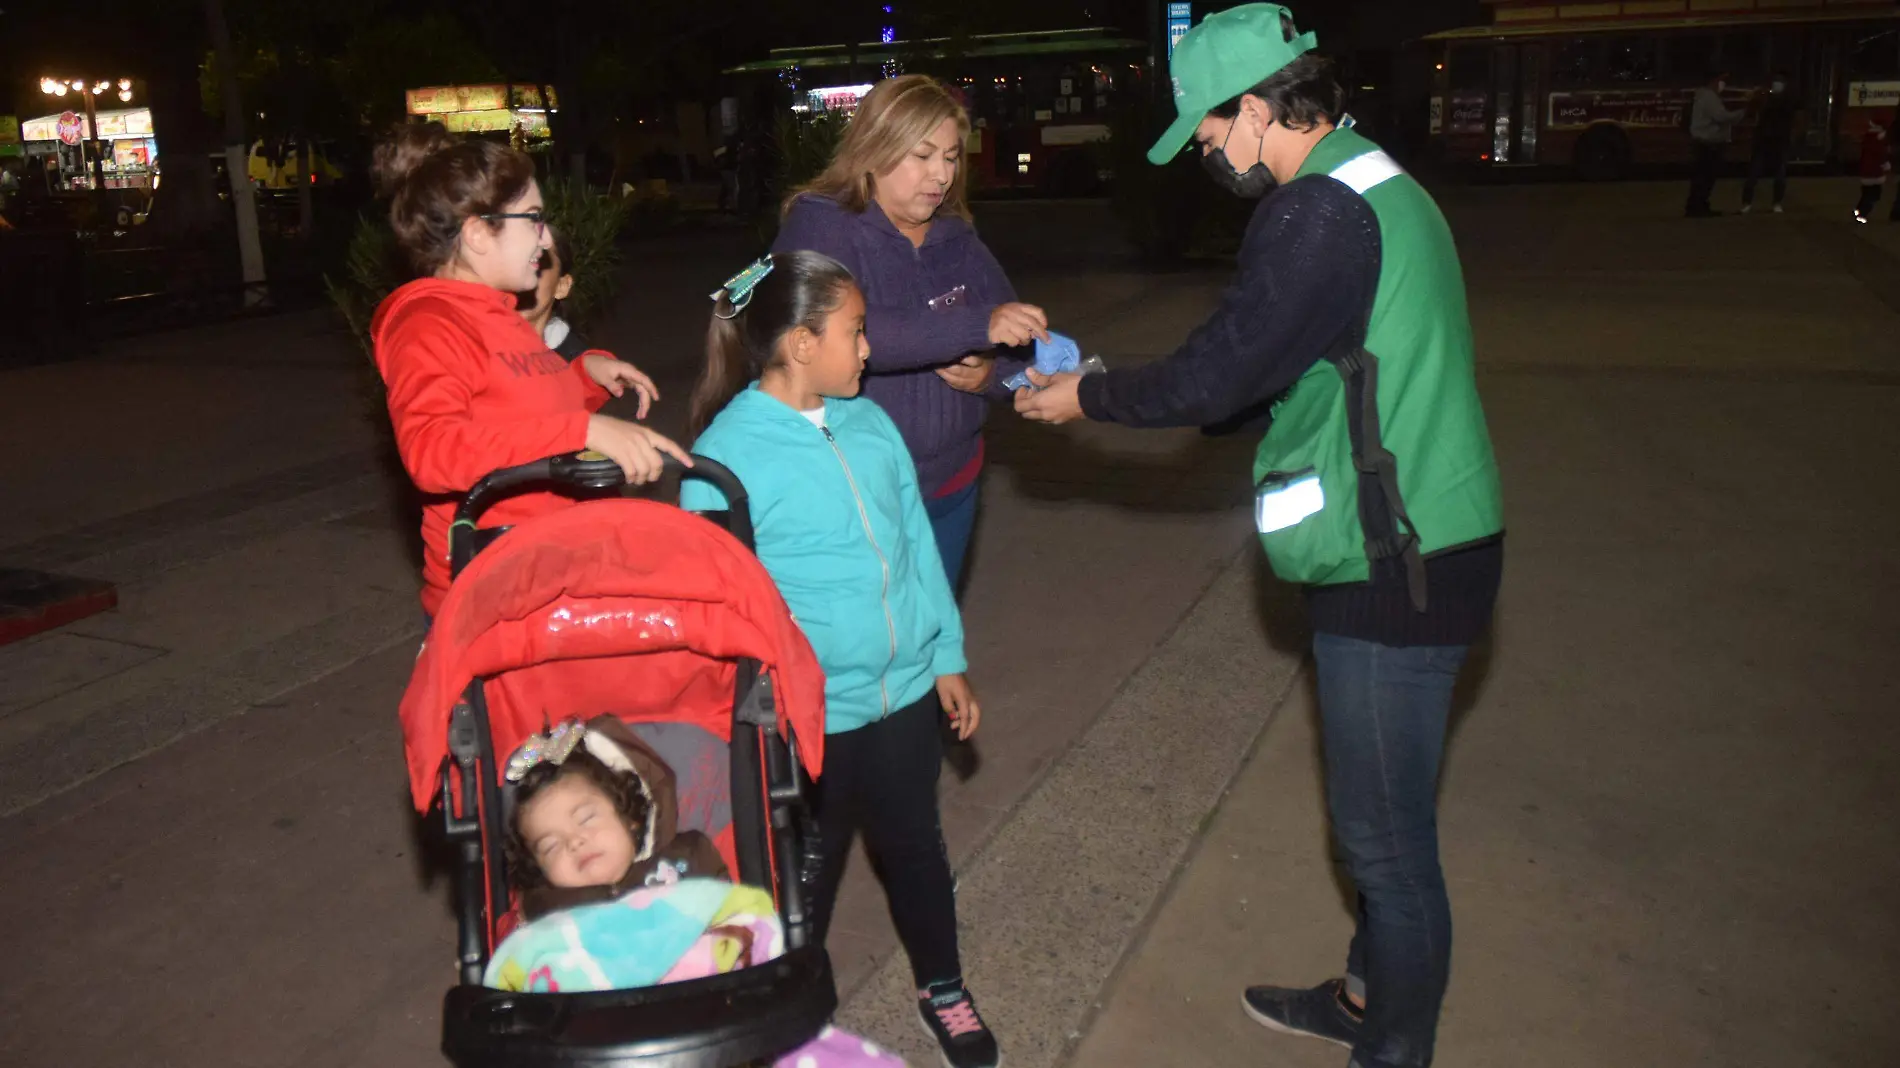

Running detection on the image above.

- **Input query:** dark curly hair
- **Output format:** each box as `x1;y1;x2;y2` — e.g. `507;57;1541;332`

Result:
503;749;652;892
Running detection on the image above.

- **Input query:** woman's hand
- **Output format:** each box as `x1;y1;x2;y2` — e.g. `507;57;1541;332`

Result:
936;674;982;741
936;354;996;394
987;302;1051;349
582;354;660;420
585;414;693;485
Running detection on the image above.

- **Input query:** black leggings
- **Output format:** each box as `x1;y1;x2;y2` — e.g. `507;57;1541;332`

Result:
807;692;961;989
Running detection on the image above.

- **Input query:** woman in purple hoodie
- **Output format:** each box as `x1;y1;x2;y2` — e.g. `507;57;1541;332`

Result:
772;75;1049;590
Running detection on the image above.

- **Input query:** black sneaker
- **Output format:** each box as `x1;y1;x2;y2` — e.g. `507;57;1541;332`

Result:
1241;978;1363;1049
917;979;1000;1068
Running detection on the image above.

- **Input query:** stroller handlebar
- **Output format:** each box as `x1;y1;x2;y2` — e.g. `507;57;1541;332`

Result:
451;452;754;575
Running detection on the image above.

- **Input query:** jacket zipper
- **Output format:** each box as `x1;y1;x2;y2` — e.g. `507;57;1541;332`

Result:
821;424;899;719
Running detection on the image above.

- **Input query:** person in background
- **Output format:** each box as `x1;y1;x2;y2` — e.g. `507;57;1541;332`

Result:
1852;109;1895;224
1687;69;1748;218
1741;71;1797;215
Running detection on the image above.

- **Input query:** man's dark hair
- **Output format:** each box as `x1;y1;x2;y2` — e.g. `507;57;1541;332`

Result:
1209;53;1346;131
1206;11;1344;131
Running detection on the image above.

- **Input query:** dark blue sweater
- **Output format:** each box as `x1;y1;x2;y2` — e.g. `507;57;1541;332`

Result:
773;195;1029;496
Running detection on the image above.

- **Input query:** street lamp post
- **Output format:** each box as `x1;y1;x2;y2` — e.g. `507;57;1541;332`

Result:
40;77;132;214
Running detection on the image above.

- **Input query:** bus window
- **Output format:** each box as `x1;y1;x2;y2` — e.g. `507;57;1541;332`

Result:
1552;37;1599;88
1664;33;1719;84
1718;31;1769;83
1605;37;1660;83
1448;44;1491;90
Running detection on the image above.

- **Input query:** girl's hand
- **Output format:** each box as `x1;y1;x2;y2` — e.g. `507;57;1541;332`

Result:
582;354;661;420
987;302;1051;348
936;354;996;394
585;414;693;485
936;674;981;741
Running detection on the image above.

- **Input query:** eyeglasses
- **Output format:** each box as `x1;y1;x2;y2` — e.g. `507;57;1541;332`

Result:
481;209;547;237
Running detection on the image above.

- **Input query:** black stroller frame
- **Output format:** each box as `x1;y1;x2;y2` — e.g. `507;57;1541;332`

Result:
433;452;834;1068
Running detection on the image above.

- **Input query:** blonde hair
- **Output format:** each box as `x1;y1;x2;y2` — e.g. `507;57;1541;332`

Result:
785;75;973;223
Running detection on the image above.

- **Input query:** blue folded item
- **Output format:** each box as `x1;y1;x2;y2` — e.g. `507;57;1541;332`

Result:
1002;331;1082;391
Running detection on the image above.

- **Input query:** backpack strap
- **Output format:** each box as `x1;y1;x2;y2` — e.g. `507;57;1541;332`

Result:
1322;149;1429;612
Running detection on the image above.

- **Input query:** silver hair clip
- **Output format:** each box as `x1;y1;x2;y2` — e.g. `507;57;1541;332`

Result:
711;256;774;319
505;717;588;782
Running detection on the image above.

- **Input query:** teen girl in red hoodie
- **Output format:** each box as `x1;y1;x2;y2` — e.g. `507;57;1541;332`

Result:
369;124;690;617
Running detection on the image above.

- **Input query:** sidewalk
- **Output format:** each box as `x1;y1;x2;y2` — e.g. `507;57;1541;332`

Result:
0;182;1895;1068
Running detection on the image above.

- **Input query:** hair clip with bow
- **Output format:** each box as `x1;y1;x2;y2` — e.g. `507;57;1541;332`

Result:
505;717;588;782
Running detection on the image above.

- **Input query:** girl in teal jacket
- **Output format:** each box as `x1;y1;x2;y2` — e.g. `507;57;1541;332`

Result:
680;250;1002;1068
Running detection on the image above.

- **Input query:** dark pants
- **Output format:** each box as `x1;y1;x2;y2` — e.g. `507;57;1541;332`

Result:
924;481;980;593
808;693;961;989
1742;143;1788;207
1686;141;1725;214
1314;632;1471;1068
1854;182;1896;220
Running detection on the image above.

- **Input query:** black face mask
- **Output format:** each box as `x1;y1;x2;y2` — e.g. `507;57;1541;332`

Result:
1203;117;1277;199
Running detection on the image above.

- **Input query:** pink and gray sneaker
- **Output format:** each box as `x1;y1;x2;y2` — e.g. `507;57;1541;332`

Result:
917;979;1000;1068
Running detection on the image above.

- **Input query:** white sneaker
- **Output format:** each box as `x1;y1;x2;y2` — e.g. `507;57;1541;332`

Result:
1772;204;1784;214
1740;204;1753;215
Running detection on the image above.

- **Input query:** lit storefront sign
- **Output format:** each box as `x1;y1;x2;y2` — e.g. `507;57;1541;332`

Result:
801;84;875;115
22;107;154;142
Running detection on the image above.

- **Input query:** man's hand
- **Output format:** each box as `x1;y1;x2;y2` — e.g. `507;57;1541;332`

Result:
936;674;982;741
936;354;996;394
1012;369;1085;424
582;354;660;420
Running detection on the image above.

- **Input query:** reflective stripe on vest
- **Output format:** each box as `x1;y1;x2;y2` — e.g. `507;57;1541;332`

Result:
1329;150;1404;195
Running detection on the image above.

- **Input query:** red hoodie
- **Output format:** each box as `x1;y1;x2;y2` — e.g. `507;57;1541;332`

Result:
371;277;609;615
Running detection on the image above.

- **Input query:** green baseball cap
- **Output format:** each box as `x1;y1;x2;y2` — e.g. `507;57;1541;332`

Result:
1148;3;1318;165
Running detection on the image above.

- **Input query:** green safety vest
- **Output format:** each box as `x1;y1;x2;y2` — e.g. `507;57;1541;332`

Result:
1253;127;1503;608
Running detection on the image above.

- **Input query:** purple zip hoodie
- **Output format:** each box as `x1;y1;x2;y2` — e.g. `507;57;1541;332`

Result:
772;194;1029;497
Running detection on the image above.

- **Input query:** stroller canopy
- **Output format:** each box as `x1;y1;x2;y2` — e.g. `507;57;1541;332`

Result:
399;498;826;811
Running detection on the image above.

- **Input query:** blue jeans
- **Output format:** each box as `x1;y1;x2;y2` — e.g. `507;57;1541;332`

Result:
924;481;979;593
1313;632;1470;1068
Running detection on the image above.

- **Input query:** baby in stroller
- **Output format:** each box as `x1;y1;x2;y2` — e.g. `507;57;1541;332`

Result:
486;716;904;1068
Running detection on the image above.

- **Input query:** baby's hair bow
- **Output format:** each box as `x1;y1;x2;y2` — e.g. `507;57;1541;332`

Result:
504;717;587;782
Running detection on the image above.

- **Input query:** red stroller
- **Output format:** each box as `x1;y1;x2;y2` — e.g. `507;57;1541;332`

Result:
397;452;835;1067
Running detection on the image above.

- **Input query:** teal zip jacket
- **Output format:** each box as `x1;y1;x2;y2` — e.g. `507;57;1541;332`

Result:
680;387;966;734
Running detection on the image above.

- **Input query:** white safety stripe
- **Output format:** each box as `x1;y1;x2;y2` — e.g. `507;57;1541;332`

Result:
1329;151;1404;195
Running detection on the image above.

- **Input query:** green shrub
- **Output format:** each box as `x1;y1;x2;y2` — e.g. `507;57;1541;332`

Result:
756;111;845;244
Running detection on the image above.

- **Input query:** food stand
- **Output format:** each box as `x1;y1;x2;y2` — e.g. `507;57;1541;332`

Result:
20;107;157;191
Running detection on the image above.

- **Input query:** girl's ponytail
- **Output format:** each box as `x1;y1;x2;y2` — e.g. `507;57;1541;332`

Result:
687;250;858;439
691;298;753;439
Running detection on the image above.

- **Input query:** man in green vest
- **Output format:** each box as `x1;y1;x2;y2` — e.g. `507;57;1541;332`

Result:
1015;6;1503;1066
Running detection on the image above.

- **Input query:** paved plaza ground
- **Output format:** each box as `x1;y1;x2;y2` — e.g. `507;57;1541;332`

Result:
1;176;1895;1068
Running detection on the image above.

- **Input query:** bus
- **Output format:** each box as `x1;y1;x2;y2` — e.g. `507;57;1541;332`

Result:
725;27;1148;196
1423;0;1900;179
